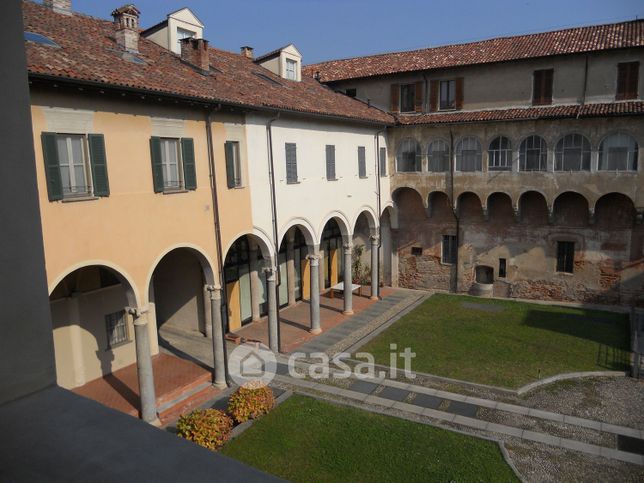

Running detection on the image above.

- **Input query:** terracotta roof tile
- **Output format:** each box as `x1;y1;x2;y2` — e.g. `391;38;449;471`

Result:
23;1;393;124
397;101;644;125
304;20;644;82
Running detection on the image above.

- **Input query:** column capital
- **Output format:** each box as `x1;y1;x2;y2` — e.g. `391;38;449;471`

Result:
306;254;320;266
263;267;277;279
205;284;222;292
125;306;149;326
343;242;353;255
370;235;380;244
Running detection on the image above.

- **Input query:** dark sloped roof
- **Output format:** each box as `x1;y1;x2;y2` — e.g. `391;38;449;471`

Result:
397;101;644;125
23;1;392;124
304;20;644;82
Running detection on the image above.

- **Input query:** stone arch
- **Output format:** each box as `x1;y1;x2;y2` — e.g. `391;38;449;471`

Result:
456;191;484;222
393;187;427;225
224;228;275;264
594;193;636;229
552;191;590;227
279;217;317;251
518;190;549;225
352;206;379;236
486;192;514;224
427;190;454;221
317;210;352;245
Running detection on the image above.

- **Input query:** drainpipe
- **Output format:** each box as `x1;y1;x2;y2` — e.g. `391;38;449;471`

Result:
205;106;230;384
577;54;589;119
449;129;459;294
266;112;281;352
374;125;387;295
422;73;429;113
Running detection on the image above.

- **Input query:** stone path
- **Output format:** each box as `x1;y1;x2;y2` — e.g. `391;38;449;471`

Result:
274;358;644;466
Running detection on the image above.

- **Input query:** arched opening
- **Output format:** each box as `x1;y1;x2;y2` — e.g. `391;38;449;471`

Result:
553;192;589;227
487;192;514;225
427;139;450;172
488;136;512;171
595;193;635;229
599;133;638;171
380;207;395;286
222;235;272;332
519;135;547;171
150;248;214;339
455;136;482;172
352;211;377;289
49;265;137;389
428;191;454;221
396;137;422;172
555;133;591;171
320;218;347;290
276;225;313;308
393;187;426;224
519;191;549;225
457;192;484;223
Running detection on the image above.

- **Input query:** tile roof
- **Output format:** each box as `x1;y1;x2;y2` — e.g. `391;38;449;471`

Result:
23;1;393;125
397;101;644;125
304;20;644;83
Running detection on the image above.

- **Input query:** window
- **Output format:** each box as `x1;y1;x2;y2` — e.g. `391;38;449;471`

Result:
396;138;421;172
176;27;195;52
225;141;242;188
346;88;357;98
150;137;196;193
105;310;128;348
427;139;450;172
519;135;547;171
442;235;457;264
616;62;639;100
599;133;638;171
455;137;482;172
400;83;416;112
556;241;575;274
41;132;109;201
488;136;512;171
440;80;456;110
498;258;507;278
555;134;591;171
533;69;554;105
379;147;387;176
285;143;298;183
285;58;297;80
326;145;336;180
411;246;423;256
358;146;367;178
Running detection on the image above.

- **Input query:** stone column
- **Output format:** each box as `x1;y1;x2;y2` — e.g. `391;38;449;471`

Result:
249;241;261;322
343;243;353;315
206;285;227;388
307;254;321;334
286;231;296;306
126;307;158;424
265;268;279;353
370;235;380;300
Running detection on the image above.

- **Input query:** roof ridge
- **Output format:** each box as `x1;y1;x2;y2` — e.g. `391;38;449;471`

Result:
305;17;643;68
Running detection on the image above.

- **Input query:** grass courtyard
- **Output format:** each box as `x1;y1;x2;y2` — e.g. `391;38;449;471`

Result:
359;294;630;389
221;395;518;482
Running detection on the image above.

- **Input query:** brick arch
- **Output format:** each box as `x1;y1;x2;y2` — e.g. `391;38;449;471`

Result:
552;191;590;227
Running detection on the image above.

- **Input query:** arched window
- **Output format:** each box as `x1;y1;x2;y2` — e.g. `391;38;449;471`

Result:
519;135;547;171
427;139;450;172
396;138;421;172
555;134;591;171
455;137;482;172
488;136;512;171
599;133;638;171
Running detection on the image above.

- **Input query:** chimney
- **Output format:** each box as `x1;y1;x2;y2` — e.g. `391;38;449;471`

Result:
181;38;210;74
240;46;254;59
112;5;141;53
43;0;72;15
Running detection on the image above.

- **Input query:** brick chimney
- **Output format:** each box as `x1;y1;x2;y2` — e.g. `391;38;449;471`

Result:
181;38;210;74
43;0;72;15
112;4;141;53
240;46;254;59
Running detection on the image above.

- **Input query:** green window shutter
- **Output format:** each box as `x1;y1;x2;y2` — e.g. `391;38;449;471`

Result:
225;141;236;188
181;138;197;190
149;136;164;193
41;132;63;201
88;134;110;197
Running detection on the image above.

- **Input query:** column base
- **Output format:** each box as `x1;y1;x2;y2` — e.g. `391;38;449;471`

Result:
213;381;228;390
369;296;379;301
342;310;354;316
147;417;162;427
309;328;322;335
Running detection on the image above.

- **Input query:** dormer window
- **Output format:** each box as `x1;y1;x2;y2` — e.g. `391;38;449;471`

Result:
177;27;195;52
286;59;297;80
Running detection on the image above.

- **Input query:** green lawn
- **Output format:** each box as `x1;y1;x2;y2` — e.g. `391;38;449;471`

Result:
359;294;630;389
222;395;518;482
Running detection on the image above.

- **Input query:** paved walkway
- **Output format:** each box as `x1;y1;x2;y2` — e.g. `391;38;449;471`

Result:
274;358;644;466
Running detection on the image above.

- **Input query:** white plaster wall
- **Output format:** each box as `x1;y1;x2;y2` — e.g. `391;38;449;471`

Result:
245;113;391;252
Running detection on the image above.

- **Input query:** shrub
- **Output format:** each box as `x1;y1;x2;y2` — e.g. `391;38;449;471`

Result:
176;408;234;451
227;383;275;423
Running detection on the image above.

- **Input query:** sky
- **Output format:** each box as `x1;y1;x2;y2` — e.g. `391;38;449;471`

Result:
71;0;644;64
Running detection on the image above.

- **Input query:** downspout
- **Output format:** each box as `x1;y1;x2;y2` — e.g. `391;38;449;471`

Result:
449;129;459;294
205;106;230;382
577;54;589;119
266;112;281;351
422;73;429;113
374;126;387;290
